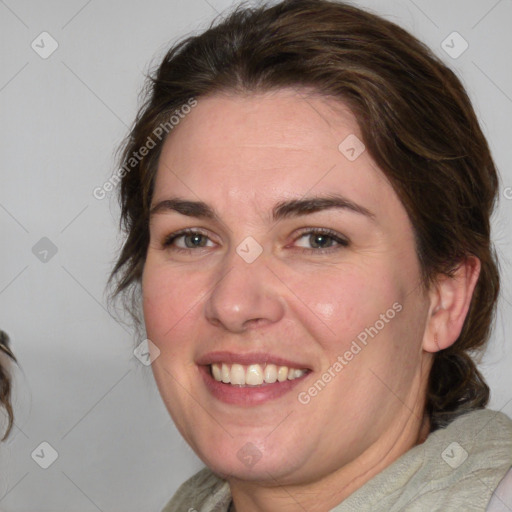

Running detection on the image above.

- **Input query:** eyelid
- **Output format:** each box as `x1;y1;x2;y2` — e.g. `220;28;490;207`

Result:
291;227;350;252
162;228;215;248
293;227;348;242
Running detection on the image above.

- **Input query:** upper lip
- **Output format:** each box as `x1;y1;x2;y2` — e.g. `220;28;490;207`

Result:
196;351;312;370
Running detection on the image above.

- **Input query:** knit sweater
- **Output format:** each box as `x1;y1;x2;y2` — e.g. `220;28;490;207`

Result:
161;409;512;512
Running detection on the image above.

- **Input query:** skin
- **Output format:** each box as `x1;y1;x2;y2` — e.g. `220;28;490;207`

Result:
142;88;480;512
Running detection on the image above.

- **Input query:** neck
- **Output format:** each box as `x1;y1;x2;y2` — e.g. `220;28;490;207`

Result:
228;404;430;512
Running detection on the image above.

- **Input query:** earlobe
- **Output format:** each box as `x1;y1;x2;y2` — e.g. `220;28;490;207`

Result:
423;256;481;353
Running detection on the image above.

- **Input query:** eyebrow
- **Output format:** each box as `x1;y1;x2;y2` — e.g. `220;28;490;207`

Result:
149;194;375;223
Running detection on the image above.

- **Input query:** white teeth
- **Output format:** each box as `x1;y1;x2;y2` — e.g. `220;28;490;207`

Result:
277;366;288;382
264;364;277;383
230;364;246;385
246;364;263;385
211;364;222;381
210;363;307;386
221;363;230;383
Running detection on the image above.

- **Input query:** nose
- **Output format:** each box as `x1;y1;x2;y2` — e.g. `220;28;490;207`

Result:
204;249;285;333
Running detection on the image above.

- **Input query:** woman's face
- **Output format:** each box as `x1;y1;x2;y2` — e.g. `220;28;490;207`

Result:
142;89;433;484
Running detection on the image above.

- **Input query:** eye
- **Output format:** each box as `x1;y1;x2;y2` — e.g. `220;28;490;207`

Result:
293;228;349;253
162;229;216;252
160;227;349;255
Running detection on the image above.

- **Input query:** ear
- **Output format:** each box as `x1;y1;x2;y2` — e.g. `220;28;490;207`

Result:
423;256;481;353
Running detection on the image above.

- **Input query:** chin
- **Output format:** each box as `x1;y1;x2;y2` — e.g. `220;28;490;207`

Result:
193;436;309;484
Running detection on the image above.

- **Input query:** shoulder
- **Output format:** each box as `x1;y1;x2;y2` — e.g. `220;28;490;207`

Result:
411;409;512;510
336;409;512;511
160;467;231;512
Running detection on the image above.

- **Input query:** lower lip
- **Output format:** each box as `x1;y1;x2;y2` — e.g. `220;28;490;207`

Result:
199;365;310;406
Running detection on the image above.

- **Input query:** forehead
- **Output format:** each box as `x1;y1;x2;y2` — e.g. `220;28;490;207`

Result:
153;89;400;219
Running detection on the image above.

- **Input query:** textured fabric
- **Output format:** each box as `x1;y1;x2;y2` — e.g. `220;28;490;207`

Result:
161;409;512;512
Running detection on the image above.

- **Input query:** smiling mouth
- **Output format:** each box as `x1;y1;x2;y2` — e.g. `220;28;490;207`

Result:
210;362;309;386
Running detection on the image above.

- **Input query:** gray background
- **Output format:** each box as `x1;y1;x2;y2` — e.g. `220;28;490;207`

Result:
1;0;511;510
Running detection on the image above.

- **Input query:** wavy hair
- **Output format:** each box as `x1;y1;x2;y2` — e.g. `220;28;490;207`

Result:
0;330;16;440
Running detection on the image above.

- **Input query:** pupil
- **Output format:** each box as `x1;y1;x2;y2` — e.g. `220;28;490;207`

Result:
312;234;330;248
186;234;204;248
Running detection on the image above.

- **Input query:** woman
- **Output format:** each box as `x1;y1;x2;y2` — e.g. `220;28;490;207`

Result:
0;330;15;441
109;0;512;510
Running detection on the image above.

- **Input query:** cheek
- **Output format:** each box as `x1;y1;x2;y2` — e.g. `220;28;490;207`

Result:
286;261;402;350
141;261;200;347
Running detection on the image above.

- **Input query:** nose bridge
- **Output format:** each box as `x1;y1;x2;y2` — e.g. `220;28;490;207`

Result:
204;243;285;332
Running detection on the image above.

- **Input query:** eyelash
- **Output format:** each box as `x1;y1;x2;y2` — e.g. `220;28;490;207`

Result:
161;227;349;255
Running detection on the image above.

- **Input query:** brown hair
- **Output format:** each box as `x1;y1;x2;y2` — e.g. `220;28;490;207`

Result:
0;330;16;440
109;0;499;431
